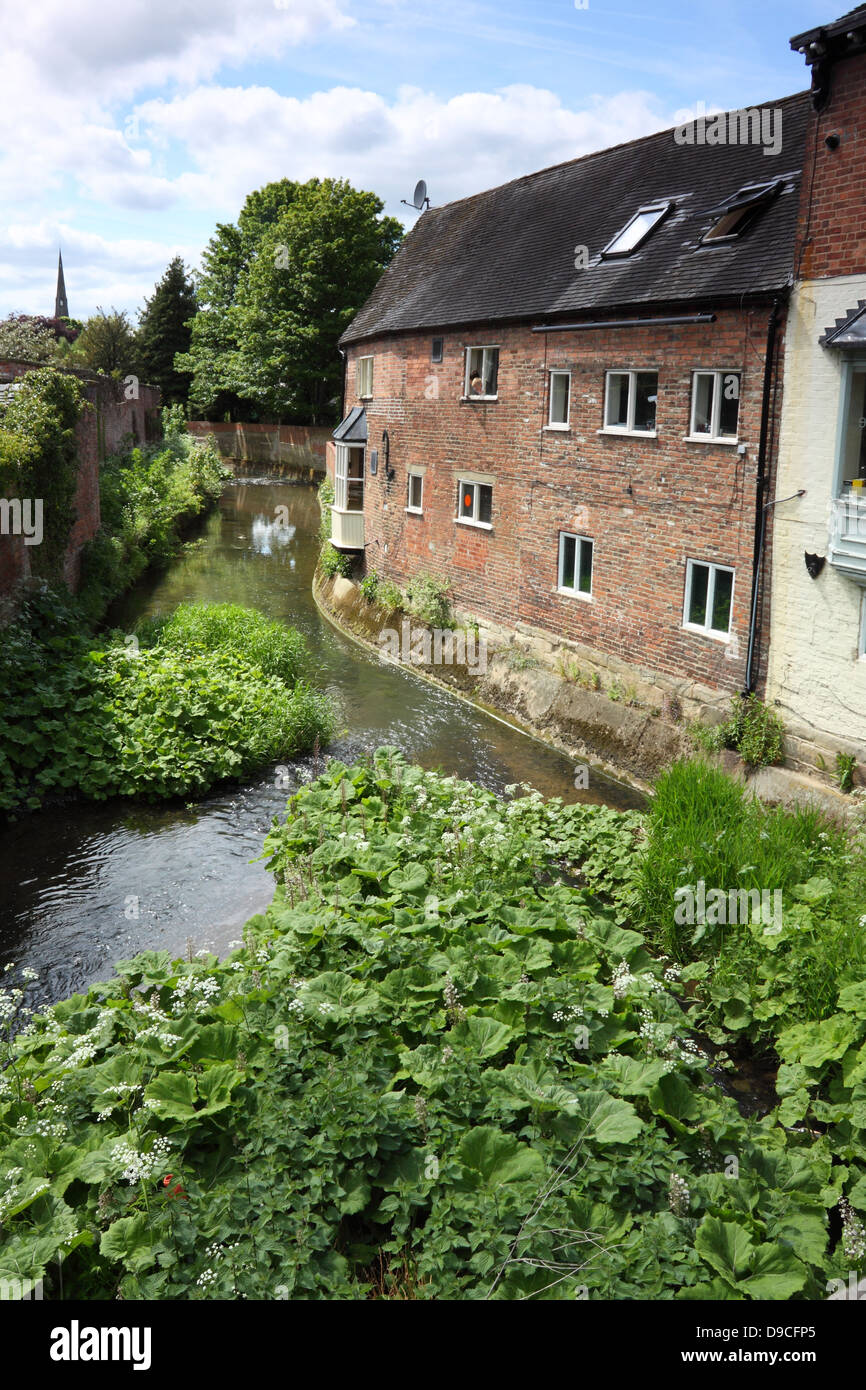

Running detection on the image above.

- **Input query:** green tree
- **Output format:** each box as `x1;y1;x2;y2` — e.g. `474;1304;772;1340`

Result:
75;308;138;377
178;178;402;424
137;257;197;405
0;315;63;363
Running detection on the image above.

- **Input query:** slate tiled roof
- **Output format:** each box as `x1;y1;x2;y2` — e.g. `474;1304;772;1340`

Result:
821;300;866;346
341;92;810;346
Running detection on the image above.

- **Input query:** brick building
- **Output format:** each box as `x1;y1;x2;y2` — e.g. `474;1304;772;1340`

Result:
331;79;816;709
767;6;866;767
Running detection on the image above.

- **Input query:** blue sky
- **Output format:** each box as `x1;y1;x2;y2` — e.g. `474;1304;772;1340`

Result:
0;0;835;322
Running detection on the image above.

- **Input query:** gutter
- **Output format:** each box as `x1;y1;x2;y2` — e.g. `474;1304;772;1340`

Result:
744;297;782;695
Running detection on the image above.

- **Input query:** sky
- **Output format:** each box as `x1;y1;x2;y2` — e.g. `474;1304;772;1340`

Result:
0;0;837;322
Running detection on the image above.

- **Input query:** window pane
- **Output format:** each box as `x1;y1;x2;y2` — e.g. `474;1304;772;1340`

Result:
607;207;664;254
468;350;484;395
692;374;714;434
478;484;493;524
606;373;629;427
688;563;709;626
704;208;750;241
431;337;443;363
483;349;498;396
408;474;422;509
634;372;657;432
718;373;740;437
346;481;364;511
578;539;593;593
711;568;733;633
347;447;364;479
550;373;569;424
560;535;576;590
459;482;474;517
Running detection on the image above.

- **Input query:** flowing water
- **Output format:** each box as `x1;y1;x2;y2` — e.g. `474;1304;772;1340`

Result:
0;477;643;1006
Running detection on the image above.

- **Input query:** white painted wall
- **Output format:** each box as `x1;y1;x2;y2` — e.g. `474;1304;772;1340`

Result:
767;274;866;757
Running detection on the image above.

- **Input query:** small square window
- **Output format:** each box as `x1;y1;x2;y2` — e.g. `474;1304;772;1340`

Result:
457;479;493;527
465;347;499;399
690;371;740;441
603;370;658;435
357;356;373;398
558;532;593;597
548;371;571;426
407;472;423;512
684;560;734;638
431;337;444;363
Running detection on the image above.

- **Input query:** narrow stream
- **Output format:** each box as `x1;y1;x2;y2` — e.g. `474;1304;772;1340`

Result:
0;477;643;1006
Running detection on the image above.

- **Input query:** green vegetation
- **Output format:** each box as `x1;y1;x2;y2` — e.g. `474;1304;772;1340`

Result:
404;572;453;629
319;542;353;579
1;751;862;1300
692;693;785;768
837;752;857;794
0;594;333;816
0;367;85;579
141;602;307;686
136;257;197;406
177;178;403;423
78;412;229;619
358;572;379;603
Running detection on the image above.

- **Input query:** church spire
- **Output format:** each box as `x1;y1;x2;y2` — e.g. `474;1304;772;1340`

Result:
54;249;68;319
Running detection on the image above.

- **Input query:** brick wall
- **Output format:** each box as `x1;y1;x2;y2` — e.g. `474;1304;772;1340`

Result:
0;361;161;600
348;304;785;698
188;421;329;474
796;54;866;280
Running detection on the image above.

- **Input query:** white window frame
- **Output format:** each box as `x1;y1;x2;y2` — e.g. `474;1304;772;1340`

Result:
683;559;735;640
860;591;866;661
406;470;424;514
456;477;494;529
601;369;658;437
687;370;741;443
547;370;571;429
357;355;373;399
463;346;499;401
558;531;593;600
334;442;365;512
602;202;671;257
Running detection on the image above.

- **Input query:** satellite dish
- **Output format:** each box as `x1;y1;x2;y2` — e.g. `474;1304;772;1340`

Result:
401;179;431;212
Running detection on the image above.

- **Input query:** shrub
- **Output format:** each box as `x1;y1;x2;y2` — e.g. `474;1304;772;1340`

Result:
695;693;785;768
377;578;404;612
318;476;334;542
359;572;379;603
836;751;857;793
319;542;353;579
404;571;453;628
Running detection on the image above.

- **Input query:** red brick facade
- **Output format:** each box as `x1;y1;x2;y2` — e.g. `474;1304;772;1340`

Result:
346;303;784;696
796;54;866;280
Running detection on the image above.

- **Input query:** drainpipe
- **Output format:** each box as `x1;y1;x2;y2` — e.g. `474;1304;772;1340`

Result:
744;297;781;695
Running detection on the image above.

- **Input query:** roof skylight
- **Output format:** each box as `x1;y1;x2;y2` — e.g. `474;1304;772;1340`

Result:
602;202;672;257
700;180;782;244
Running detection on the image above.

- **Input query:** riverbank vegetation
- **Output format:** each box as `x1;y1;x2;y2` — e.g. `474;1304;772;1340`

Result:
1;751;863;1299
77;408;229;621
0;594;333;816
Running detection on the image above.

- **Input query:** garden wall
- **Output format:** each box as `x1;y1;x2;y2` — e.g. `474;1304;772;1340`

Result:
187;421;329;477
0;359;161;601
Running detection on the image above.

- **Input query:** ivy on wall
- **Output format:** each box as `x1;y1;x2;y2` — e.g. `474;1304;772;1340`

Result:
0;368;86;580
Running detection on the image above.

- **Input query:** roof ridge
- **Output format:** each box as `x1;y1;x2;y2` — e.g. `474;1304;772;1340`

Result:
422;90;810;218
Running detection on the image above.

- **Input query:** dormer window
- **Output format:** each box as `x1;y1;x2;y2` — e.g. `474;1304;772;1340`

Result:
700;181;782;244
602;202;671;257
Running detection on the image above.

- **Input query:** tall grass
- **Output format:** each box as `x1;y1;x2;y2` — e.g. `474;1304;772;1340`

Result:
143;602;308;686
638;759;847;959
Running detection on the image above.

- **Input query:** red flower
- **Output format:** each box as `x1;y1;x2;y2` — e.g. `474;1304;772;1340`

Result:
163;1174;173;1187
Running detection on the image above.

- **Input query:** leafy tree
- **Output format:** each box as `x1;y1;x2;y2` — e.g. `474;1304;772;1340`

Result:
137;257;197;405
0;315;64;363
75;308;138;377
178;178;402;423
